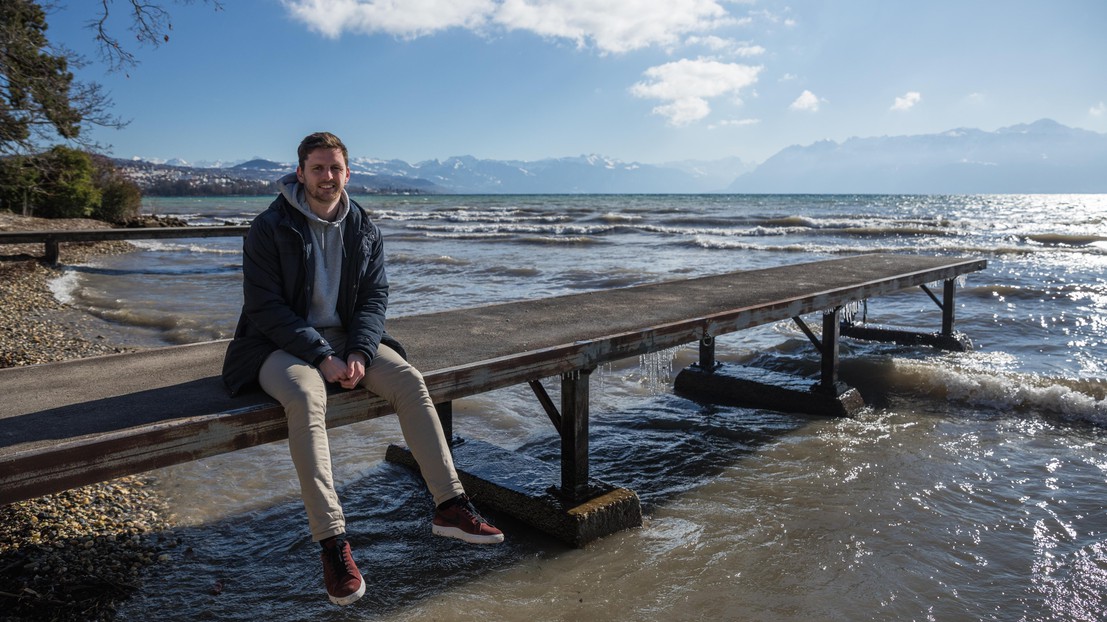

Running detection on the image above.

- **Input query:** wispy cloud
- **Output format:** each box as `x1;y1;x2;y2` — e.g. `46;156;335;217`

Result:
630;58;762;126
789;90;821;112
685;35;765;57
283;0;736;53
710;118;760;129
1091;101;1107;117
891;91;922;111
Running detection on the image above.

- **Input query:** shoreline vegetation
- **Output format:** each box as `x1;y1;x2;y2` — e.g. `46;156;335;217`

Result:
1;213;177;622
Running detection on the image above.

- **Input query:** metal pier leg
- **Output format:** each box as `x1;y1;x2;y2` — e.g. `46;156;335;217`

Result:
434;401;454;447
560;368;592;502
698;335;716;372
45;238;60;265
815;308;847;396
942;278;956;337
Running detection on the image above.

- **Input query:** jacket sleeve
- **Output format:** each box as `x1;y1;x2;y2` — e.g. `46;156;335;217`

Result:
241;215;334;366
344;222;389;363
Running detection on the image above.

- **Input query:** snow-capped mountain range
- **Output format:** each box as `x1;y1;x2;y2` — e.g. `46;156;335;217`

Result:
118;119;1107;195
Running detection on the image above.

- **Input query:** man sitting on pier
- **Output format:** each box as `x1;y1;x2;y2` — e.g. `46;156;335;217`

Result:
222;132;503;606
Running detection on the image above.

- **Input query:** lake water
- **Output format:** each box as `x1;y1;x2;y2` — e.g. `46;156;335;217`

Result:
49;193;1107;620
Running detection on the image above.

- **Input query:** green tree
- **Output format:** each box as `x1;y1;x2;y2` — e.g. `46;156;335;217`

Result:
35;145;100;218
0;154;43;215
91;154;141;222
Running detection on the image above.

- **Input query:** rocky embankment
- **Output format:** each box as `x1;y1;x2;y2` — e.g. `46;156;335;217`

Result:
0;213;177;622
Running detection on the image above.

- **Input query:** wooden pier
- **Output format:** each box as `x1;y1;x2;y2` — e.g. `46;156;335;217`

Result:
0;253;986;545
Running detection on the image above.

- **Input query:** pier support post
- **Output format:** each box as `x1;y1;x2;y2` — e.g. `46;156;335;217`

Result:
45;237;60;265
674;307;863;417
941;278;956;338
814;308;849;396
387;367;642;547
560;368;592;502
698;335;717;372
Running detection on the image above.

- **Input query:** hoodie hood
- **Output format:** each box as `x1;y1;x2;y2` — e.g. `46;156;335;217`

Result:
277;172;347;329
278;172;350;225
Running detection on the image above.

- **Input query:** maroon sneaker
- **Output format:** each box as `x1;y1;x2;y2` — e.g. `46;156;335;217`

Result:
432;494;505;544
320;537;366;606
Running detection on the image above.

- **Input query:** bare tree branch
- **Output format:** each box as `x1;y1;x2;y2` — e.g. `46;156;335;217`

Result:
1;0;219;155
89;0;222;72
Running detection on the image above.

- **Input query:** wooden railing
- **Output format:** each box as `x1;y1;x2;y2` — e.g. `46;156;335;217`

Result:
0;226;249;263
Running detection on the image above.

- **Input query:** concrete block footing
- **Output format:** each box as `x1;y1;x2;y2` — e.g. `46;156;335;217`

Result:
674;363;865;417
841;324;973;352
385;439;642;547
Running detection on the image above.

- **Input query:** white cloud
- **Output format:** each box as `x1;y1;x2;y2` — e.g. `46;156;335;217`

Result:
789;89;821;112
281;0;495;38
283;0;736;53
630;58;762;126
496;0;734;53
891;91;922;111
710;118;760;129
685;35;765;57
653;98;713;126
1091;101;1107;117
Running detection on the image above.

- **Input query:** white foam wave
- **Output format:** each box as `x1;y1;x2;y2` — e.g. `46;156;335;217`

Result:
892;358;1107;425
47;269;80;305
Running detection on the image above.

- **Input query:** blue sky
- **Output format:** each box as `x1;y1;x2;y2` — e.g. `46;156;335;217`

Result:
49;0;1107;167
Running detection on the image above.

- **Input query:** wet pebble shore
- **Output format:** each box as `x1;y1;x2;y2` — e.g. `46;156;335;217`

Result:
1;214;176;622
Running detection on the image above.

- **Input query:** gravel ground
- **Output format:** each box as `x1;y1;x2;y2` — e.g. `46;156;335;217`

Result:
1;213;178;622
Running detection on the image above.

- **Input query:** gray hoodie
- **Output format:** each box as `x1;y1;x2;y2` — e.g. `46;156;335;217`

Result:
278;172;348;330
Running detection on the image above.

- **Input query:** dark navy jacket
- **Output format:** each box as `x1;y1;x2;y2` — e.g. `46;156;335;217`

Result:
222;193;403;396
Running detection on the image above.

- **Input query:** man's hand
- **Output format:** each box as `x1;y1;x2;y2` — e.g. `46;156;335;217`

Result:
318;353;367;390
318;355;349;386
344;352;367;389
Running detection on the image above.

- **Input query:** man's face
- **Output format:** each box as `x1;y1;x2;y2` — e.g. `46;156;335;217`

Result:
296;147;350;211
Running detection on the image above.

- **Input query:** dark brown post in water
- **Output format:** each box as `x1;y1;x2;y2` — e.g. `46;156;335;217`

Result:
698;335;716;372
817;307;842;395
942;279;956;337
560;368;592;501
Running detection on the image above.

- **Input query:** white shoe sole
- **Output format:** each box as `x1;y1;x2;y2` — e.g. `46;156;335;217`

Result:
328;578;366;606
432;523;505;544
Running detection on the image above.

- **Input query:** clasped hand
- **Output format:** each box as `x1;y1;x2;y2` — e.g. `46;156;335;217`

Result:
318;352;368;390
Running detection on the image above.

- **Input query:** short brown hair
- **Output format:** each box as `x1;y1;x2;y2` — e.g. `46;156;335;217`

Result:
297;132;349;169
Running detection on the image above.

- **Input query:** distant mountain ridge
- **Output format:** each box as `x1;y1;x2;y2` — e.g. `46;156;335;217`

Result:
117;119;1107;195
727;119;1107;194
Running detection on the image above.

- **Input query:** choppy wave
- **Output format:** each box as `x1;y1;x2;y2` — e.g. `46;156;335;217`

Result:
476;265;542;278
69;263;241;277
1027;233;1107;247
130;240;242;255
78;301;232;344
889;357;1107;425
47;269;81;305
516;235;606;246
388;252;472;267
372;207;572;225
403;222;618;236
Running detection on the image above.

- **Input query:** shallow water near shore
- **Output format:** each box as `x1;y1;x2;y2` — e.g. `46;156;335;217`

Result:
50;193;1107;620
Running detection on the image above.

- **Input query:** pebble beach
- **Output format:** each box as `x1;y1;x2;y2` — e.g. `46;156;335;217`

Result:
0;213;176;622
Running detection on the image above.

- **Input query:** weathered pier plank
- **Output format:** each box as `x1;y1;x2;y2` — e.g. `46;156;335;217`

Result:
0;253;986;542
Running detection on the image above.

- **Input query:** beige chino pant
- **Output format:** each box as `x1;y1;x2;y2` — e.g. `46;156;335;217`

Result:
259;333;465;542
